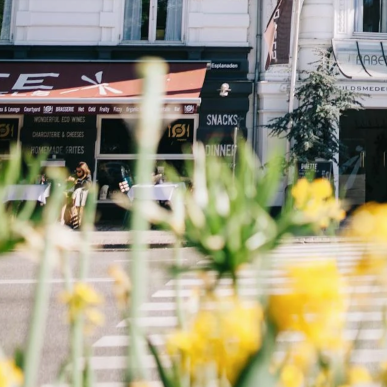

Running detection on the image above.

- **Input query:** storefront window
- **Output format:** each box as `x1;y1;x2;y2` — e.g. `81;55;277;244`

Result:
0;0;12;41
97;160;135;200
100;119;136;154
0;118;18;156
96;159;192;200
96;117;196;201
122;0;183;42
356;0;387;32
99;118;194;155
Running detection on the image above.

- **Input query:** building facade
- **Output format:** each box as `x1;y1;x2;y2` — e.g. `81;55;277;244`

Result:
0;0;255;217
259;0;387;206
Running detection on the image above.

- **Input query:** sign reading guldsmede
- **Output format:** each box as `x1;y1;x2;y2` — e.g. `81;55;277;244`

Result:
21;115;97;173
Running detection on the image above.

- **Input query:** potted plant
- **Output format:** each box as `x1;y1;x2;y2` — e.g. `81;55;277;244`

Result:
265;49;363;175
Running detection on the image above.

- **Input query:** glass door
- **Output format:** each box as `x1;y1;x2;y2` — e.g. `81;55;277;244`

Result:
339;137;366;205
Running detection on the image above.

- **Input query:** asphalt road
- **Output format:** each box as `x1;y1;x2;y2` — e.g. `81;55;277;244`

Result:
0;246;204;386
1;240;386;386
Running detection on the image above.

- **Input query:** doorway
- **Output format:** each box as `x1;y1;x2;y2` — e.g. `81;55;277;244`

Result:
340;109;387;205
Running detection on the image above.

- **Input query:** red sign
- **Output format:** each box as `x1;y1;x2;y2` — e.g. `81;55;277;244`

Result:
264;0;293;69
0;62;207;101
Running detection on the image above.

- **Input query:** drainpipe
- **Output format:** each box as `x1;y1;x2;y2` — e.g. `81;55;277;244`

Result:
252;0;262;156
284;0;302;195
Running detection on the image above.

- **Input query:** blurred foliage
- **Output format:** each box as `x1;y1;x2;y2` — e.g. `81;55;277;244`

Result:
157;140;325;282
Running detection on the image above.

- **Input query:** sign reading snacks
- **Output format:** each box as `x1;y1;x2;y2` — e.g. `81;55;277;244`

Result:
297;161;333;180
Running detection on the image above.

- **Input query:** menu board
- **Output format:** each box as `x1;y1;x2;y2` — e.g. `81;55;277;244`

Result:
297;161;333;180
21;115;97;174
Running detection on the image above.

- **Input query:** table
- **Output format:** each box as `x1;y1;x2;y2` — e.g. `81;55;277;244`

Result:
127;183;185;202
3;184;51;204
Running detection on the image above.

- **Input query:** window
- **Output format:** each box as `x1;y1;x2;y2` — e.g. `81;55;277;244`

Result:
0;0;12;40
123;0;183;42
0;118;18;157
96;117;195;201
356;0;387;32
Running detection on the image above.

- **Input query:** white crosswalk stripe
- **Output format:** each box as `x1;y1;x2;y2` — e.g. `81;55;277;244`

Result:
69;241;387;383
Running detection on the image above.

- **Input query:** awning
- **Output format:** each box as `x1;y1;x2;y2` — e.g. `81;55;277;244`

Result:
0;61;208;105
332;39;387;79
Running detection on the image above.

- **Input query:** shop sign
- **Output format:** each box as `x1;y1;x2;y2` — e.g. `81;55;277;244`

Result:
197;127;247;159
21;115;97;172
205;114;240;126
210;62;240;71
158;119;194;154
297;161;333;180
0;104;197;115
0;118;18;140
337;84;387;94
333;40;387;78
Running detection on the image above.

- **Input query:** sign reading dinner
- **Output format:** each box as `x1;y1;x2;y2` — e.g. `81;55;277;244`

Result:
20;115;96;169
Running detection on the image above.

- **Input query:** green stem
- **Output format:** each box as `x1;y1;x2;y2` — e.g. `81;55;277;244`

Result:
174;236;184;329
71;187;96;387
128;59;167;382
71;316;84;387
24;184;63;387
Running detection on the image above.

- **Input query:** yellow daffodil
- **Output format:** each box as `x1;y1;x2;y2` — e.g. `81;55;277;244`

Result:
344;202;387;242
166;296;262;384
108;264;131;311
315;370;332;387
0;359;23;387
287;341;316;372
268;260;348;350
291;178;346;230
291;178;310;208
129;382;153;387
59;282;104;332
279;364;304;387
343;202;387;275
378;361;387;386
347;365;372;385
310;178;333;200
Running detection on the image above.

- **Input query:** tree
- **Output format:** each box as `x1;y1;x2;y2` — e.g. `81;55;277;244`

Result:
266;49;364;165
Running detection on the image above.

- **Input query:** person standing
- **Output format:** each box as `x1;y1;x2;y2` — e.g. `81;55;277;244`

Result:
68;161;92;228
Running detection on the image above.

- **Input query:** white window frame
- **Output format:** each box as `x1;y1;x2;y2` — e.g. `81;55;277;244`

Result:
354;0;387;35
121;0;186;44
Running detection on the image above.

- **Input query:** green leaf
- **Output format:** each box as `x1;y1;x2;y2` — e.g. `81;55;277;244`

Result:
13;347;25;371
234;321;278;387
147;337;177;387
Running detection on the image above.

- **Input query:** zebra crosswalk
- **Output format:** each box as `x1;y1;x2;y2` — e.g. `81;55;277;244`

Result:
45;240;387;386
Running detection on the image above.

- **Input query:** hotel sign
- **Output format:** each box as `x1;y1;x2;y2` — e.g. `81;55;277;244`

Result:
333;39;387;79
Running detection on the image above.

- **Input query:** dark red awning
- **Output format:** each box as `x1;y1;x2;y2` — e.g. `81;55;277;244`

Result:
0;61;208;104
